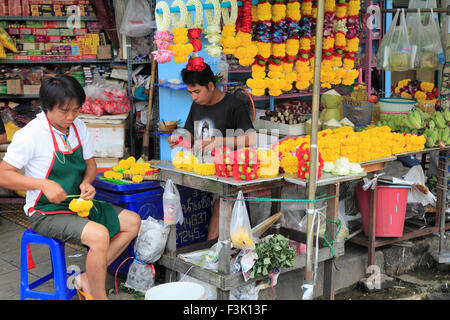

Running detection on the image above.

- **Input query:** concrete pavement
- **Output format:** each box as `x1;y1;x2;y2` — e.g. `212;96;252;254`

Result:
1;214;449;300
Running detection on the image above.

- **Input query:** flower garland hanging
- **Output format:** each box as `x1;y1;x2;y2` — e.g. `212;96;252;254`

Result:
295;0;313;90
234;0;258;66
320;0;336;88
152;1;174;64
266;0;288;96
254;0;272;59
219;0;239;55
284;0;300;80
204;0;223;58
169;0;193;63
247;0;272;96
186;0;203;53
343;0;360;85
247;55;268;96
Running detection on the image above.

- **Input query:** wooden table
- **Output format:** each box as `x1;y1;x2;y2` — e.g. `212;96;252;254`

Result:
153;162;366;300
349;147;450;268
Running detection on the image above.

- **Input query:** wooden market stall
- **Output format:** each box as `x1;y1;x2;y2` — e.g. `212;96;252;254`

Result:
153;161;366;299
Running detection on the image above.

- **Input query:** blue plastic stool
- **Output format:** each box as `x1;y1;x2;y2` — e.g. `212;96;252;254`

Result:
20;229;78;300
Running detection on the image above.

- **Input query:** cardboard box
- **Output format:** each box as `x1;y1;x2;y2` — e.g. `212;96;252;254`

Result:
23;85;40;95
7;80;23;95
86;122;125;158
97;45;112;60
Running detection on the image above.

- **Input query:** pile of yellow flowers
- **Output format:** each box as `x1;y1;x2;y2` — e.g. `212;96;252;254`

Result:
276;125;426;165
257;146;280;178
104;156;158;183
277;136;309;174
104;170;123;181
193;163;216;176
317;126;426;163
172;151;199;171
69;198;93;218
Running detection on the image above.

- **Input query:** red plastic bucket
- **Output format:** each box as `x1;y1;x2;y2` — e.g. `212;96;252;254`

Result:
356;184;410;237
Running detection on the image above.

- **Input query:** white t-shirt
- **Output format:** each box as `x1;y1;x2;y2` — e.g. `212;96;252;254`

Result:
3;111;94;216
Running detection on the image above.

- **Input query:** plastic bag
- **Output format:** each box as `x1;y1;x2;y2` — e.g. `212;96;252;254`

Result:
163;179;184;225
124;259;155;293
377;9;413;71
134;216;170;263
377;9;400;71
409;8;423;70
417;8;445;70
119;0;154;37
406;0;438;30
403;165;436;207
82;81;131;116
230;191;256;250
299;205;349;242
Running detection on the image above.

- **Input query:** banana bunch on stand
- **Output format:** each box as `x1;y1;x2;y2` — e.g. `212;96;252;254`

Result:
423;109;450;147
378;108;450;147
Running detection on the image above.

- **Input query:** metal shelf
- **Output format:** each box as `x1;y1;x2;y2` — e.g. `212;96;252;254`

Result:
156;82;237;90
0;16;97;21
130;60;153;65
0;59;113;64
252;91;318;101
228;69;252;73
0;94;39;99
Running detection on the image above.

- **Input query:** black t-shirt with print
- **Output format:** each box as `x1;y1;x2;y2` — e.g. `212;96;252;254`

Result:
183;92;254;142
0;116;5;135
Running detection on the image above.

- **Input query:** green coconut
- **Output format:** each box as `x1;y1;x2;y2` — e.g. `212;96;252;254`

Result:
319;108;341;124
320;89;343;109
305;118;322;135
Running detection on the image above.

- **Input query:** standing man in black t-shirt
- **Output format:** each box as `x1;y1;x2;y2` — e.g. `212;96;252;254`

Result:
168;56;256;240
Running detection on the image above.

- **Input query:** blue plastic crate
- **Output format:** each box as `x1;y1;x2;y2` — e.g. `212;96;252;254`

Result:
94;182;213;276
92;174;161;193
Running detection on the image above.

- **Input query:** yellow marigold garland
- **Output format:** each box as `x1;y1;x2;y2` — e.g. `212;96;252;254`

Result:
219;0;239;55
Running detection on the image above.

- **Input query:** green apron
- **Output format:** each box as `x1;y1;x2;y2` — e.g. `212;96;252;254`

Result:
31;114;120;239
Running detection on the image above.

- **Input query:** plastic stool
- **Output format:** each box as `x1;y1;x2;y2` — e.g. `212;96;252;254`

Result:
20;229;78;300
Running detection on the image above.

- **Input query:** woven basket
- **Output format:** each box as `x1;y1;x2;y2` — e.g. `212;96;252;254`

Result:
417;100;436;115
123;173;160;181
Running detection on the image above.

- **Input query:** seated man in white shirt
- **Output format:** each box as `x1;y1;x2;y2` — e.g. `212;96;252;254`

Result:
0;75;141;300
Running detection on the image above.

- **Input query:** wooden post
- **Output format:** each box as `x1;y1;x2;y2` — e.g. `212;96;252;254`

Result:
217;196;231;300
142;44;157;161
305;0;325;286
437;150;448;255
164;224;178;282
323;183;339;300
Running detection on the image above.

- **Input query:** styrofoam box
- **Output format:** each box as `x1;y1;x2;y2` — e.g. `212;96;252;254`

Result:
94;157;120;168
253;118;305;136
86;122;125;158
